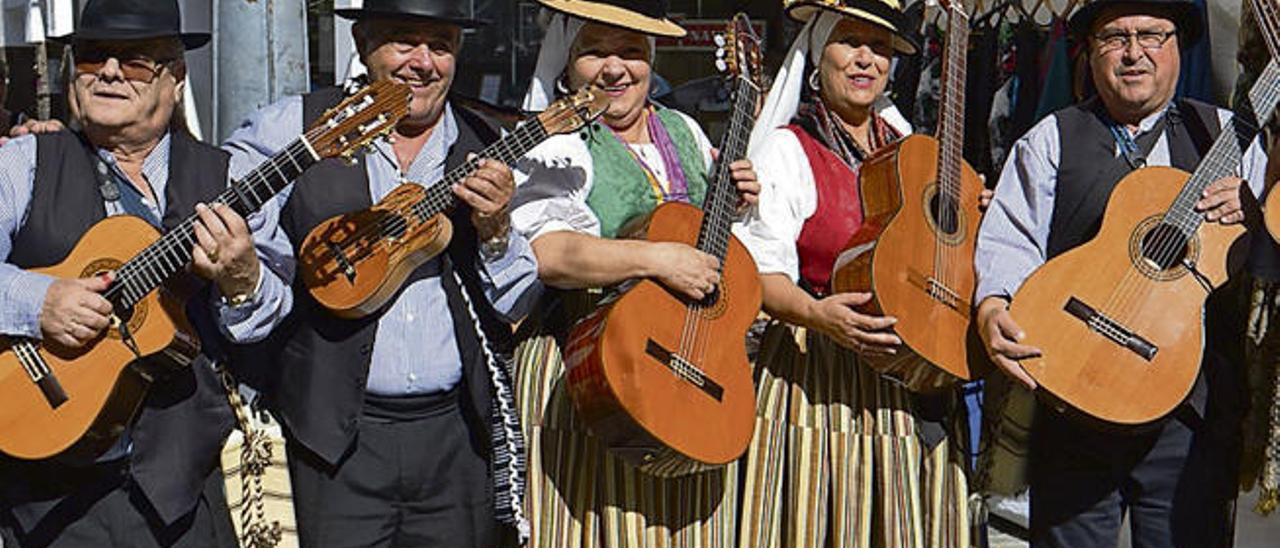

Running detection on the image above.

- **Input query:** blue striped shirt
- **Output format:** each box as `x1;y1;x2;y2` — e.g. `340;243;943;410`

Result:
217;96;541;396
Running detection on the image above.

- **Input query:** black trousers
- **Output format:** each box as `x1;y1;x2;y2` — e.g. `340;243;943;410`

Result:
287;390;496;548
1028;404;1240;548
0;465;234;548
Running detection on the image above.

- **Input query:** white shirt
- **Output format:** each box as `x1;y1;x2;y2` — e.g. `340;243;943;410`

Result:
512;110;715;241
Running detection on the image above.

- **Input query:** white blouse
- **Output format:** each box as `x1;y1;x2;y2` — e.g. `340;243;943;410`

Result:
731;104;913;281
512;109;715;242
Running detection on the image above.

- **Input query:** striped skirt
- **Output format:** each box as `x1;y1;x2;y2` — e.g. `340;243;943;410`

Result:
514;333;739;548
738;322;970;548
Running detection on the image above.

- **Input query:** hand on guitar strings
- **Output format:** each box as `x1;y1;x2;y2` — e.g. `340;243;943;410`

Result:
39;273;114;349
644;242;721;301
1195;176;1248;225
454;154;516;243
976;296;1042;390
710;148;760;215
807;292;901;357
191;203;261;301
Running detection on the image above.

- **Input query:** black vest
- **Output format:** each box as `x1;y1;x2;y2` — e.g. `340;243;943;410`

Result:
1047;98;1221;258
1047;99;1235;420
1;130;235;529
261;88;509;467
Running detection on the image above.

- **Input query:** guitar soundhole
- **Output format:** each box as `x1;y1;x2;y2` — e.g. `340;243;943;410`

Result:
1139;223;1190;271
929;193;960;236
381;214;409;240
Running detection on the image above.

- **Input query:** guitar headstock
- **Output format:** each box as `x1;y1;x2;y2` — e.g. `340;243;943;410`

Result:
938;0;970;24
306;79;412;161
715;14;763;91
536;85;610;136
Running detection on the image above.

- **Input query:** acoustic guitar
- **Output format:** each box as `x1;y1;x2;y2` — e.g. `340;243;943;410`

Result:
563;15;763;477
0;80;410;461
1009;2;1280;426
297;86;609;318
830;0;985;393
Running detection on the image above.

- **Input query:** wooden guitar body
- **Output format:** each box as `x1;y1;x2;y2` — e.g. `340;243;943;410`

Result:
1265;184;1280;244
831;134;985;392
300;184;453;318
564;202;761;476
0;215;199;461
1009;166;1248;426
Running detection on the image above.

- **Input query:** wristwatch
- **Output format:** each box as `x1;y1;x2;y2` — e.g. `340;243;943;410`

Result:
480;231;511;261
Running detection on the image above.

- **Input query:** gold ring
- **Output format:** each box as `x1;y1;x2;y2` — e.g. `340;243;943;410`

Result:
207;247;220;263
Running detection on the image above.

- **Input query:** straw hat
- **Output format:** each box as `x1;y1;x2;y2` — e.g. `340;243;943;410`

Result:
535;0;686;38
785;0;918;54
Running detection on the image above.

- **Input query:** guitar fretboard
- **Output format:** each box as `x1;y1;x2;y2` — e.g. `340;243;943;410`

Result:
1162;59;1280;238
104;136;321;309
405;120;550;224
937;4;971;205
697;75;760;262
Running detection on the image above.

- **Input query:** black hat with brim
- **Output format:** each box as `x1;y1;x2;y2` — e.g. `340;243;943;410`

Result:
335;0;488;27
67;0;209;49
1068;0;1203;47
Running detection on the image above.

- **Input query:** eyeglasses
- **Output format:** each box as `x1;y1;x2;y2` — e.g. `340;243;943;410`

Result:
1093;29;1177;53
73;48;174;83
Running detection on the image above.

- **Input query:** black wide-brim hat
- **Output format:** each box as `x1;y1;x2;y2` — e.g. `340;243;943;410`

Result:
1068;0;1203;46
68;0;209;49
335;0;488;27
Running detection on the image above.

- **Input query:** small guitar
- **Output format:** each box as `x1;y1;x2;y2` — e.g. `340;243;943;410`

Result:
1009;0;1280;426
298;86;610;318
563;14;763;477
830;0;985;393
0;80;410;460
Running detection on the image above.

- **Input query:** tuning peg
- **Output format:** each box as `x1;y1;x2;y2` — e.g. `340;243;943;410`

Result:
715;59;728;73
716;47;725;59
713;34;726;47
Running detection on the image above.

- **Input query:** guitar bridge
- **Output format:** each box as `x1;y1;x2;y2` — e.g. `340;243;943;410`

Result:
9;339;68;408
327;242;357;284
1064;297;1158;361
644;339;724;401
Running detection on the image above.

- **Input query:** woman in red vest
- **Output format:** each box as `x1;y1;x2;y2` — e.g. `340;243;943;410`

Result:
731;1;971;546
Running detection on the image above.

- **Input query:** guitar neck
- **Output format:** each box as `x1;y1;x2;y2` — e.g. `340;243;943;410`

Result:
697;75;760;261
1253;0;1280;59
1164;59;1280;236
408;120;550;223
106;136;321;309
937;4;971;203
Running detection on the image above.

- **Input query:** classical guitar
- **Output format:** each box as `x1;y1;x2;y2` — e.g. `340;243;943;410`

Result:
297;86;609;318
1256;1;1280;244
0;80;410;460
563;14;763;477
1009;1;1280;426
830;0;985;393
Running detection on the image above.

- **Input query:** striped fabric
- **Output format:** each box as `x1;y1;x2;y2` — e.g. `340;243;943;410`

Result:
514;333;739;548
738;323;970;548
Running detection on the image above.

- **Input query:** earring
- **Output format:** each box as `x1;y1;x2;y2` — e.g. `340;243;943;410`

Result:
808;70;821;92
555;74;571;95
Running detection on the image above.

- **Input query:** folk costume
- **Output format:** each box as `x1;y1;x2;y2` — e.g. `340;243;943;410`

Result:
0;2;237;547
217;2;540;546
975;1;1265;544
730;2;970;547
511;3;740;546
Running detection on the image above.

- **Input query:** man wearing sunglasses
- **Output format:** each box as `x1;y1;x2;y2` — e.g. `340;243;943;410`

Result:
0;1;257;546
976;0;1275;546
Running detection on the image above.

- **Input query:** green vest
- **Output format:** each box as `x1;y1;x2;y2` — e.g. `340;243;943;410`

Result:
584;108;709;239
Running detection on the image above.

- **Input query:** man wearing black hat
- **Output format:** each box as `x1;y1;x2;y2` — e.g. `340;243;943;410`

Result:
0;1;266;547
975;0;1272;546
217;1;540;546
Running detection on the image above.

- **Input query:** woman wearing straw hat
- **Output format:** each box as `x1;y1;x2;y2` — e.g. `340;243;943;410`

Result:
730;1;970;546
510;1;760;545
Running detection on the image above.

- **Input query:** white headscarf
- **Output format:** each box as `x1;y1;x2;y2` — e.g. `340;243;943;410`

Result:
521;10;658;113
522;12;586;112
747;10;910;158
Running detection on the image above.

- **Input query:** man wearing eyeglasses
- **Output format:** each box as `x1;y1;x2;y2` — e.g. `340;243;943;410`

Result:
975;0;1272;546
0;1;258;546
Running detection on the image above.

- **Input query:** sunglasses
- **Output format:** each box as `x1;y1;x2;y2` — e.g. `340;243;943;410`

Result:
73;47;175;83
